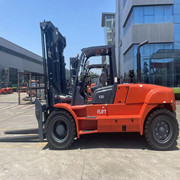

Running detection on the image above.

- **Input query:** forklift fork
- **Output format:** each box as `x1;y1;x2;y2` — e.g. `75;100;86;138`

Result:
35;99;46;141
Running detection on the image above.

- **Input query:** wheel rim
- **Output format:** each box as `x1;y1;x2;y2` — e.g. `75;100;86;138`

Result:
152;117;173;144
51;119;69;143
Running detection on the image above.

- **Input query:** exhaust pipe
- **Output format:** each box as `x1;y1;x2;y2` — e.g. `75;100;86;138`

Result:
137;40;149;83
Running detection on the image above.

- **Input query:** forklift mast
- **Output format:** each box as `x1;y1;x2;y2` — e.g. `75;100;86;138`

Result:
70;57;79;94
40;21;67;111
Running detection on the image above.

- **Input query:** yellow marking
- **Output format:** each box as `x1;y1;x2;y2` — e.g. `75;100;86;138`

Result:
0;144;16;148
4;109;14;116
23;142;47;148
0;107;34;121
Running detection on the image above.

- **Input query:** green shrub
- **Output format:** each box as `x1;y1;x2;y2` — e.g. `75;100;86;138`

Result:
12;87;17;92
172;88;180;100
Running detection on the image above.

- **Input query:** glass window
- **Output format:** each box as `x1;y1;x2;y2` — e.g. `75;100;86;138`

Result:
164;6;172;16
174;0;180;4
133;45;138;57
144;16;154;24
175;24;180;42
144;6;153;16
107;32;112;39
174;15;180;23
133;5;173;25
143;44;154;57
9;68;18;84
174;42;180;49
164;6;173;22
144;6;154;24
154;44;163;53
130;43;177;86
106;21;111;28
133;7;143;24
124;47;134;81
174;4;180;15
164;44;173;49
154;6;164;23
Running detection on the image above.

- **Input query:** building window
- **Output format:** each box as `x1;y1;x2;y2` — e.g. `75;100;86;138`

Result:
107;32;112;39
133;7;143;24
174;24;180;42
130;43;180;87
103;14;115;45
134;5;173;24
174;4;180;14
9;67;18;85
144;6;154;24
106;21;112;28
174;15;180;23
124;47;134;81
174;0;180;4
105;15;114;20
124;5;173;34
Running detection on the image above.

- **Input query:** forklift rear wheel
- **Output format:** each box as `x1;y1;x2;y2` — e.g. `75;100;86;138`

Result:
46;110;76;150
145;109;179;150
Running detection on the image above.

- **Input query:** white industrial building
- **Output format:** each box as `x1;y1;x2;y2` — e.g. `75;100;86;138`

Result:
0;37;43;87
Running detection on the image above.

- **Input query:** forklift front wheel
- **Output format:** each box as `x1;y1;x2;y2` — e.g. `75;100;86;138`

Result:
144;109;179;150
46;110;76;150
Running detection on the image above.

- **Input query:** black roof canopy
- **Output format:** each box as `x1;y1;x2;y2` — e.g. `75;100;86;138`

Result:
81;45;114;58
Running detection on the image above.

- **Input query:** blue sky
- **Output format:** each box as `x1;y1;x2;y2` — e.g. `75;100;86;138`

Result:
0;0;115;68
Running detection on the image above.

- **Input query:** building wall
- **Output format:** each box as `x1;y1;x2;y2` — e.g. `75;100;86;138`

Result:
115;0;180;87
0;37;43;87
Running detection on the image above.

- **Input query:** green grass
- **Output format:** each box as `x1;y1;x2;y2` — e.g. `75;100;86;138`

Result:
172;88;180;94
172;88;180;100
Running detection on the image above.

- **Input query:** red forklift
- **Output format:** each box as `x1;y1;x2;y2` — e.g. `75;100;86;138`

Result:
35;21;179;150
0;88;8;94
0;87;13;94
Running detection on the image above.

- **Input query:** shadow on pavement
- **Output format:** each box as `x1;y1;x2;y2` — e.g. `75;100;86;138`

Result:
49;133;179;151
0;128;45;143
0;135;41;143
71;133;149;150
4;128;38;135
0;131;179;151
0;102;18;104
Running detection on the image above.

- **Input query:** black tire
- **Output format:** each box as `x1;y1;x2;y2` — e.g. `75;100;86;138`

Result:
145;109;179;150
46;110;76;150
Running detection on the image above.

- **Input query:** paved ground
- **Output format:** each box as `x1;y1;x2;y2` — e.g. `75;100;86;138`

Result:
0;93;180;180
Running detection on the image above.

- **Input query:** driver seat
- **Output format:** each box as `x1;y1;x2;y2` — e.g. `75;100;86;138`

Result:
91;71;107;93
